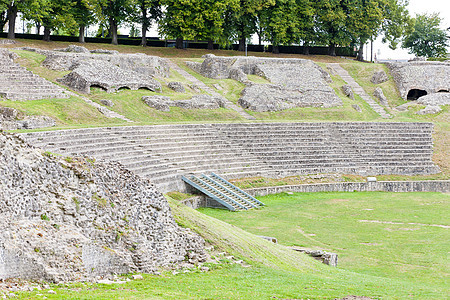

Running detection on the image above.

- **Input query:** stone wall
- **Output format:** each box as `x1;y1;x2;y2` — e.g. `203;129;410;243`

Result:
386;61;450;99
0;132;206;282
245;181;450;197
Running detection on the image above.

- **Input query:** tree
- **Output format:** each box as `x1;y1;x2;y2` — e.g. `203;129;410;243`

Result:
1;0;48;39
71;0;96;43
0;8;7;33
296;0;315;55
94;0;133;45
259;0;298;53
159;0;238;50
402;13;449;58
133;0;162;46
315;0;352;56
224;0;274;51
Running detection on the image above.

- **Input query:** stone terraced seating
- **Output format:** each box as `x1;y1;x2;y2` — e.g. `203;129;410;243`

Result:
0;49;69;101
20;122;440;193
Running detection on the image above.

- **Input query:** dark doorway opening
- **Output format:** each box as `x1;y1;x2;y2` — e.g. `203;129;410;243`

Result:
407;89;427;100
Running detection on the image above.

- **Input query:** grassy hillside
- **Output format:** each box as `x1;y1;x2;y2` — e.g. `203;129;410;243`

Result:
15;195;449;299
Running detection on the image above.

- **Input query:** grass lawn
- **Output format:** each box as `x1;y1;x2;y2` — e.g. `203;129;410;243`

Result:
15;195;450;299
199;192;450;293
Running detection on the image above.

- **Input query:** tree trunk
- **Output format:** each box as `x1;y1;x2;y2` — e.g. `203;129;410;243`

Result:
328;43;336;56
357;40;364;61
43;27;51;41
110;17;118;45
6;5;17;39
141;23;148;46
175;37;183;49
207;40;214;50
79;25;85;43
272;45;279;54
238;36;245;52
0;12;7;33
303;41;310;55
140;7;148;46
35;22;41;35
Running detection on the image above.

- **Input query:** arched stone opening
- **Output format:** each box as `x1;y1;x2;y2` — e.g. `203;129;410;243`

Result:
118;86;131;91
407;89;427;100
90;84;107;92
437;89;449;93
138;87;152;91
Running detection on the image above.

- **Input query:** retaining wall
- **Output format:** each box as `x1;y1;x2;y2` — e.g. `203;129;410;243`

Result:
245;181;450;197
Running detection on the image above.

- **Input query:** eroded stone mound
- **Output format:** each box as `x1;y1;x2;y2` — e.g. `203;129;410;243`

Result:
58;60;162;93
386;61;450;99
417;93;450;106
0;133;206;283
142;94;226;111
187;55;342;111
43;50;169;78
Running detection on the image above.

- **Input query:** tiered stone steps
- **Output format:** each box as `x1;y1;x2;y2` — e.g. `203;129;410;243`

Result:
21;125;271;192
215;122;438;177
0;49;68;100
20;122;439;193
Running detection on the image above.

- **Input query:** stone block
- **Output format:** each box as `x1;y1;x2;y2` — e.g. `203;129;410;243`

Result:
370;70;389;84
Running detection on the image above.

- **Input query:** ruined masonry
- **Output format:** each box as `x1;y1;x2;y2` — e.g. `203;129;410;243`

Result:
0;132;206;283
21;122;439;193
0;49;68;101
187;55;342;112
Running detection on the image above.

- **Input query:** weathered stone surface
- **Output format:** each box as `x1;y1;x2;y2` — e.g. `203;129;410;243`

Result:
142;95;173;112
42;50;170;78
142;95;226;111
370;70;389;84
185;61;202;74
167;82;185;93
58;60;161;94
100;99;114;107
55;45;90;53
0;107;18;120
175;95;226;109
352;104;362;112
17;116;56;129
342;85;354;99
416;105;442;115
416;93;450;106
408;56;426;62
189;84;202;93
373;87;388;106
0;39;17;45
0;132;206;283
386;61;450;99
239;84;341;112
187;55;341;111
90;49;119;55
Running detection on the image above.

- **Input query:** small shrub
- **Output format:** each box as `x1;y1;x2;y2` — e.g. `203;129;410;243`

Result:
40;214;50;221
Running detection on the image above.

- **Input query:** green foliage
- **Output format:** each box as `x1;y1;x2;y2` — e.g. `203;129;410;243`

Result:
40;214;50;221
402;13;449;58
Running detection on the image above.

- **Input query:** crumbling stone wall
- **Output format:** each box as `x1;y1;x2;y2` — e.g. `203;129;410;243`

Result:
386;61;450;99
187;55;342;111
0;132;206;283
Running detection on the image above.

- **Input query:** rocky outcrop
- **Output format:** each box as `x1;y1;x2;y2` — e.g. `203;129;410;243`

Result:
187;54;341;111
143;94;226;111
370;70;388;84
373;87;388;106
386;61;450;99
0;107;56;130
168;82;185;93
417;93;450;106
342;85;354;100
58;60;161;94
416;105;442;115
0;132;206;283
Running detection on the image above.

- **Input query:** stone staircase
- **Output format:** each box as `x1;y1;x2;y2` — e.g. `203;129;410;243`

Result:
182;173;264;211
20;122;439;193
327;63;391;118
0;49;69;101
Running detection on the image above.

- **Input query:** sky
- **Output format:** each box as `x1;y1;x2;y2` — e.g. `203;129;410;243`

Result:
371;0;450;60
